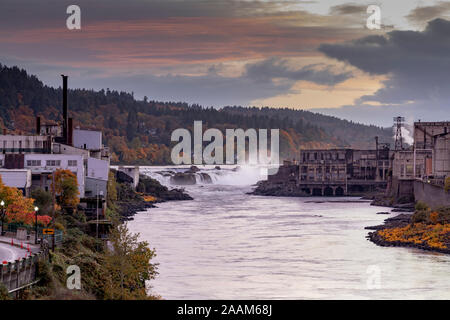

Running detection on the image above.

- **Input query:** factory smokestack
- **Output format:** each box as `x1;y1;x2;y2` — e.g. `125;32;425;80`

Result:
36;116;41;135
62;75;68;144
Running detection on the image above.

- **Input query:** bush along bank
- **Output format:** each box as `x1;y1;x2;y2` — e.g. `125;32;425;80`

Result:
2;170;161;300
366;202;450;254
25;217;159;300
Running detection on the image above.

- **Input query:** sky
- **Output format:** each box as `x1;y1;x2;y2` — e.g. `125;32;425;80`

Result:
1;0;450;126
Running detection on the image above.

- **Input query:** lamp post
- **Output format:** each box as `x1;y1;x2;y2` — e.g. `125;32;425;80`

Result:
0;200;5;236
96;189;103;241
34;206;39;244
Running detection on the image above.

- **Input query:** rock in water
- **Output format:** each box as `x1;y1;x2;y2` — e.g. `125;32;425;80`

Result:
170;172;197;185
198;172;212;184
187;166;200;173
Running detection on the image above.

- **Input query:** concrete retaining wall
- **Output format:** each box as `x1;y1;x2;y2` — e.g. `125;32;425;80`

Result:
390;178;415;200
414;180;450;208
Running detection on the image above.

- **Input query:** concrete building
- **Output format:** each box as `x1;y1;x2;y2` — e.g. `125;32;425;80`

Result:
73;129;110;161
0;153;86;197
0;169;32;197
297;148;391;196
84;157;109;197
392;149;432;180
414;121;450;149
390;121;450;206
39;123;62;137
73;129;102;151
391;121;449;181
433;132;450;179
0;134;51;154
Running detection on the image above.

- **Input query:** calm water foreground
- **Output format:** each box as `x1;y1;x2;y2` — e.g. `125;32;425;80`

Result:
127;167;450;299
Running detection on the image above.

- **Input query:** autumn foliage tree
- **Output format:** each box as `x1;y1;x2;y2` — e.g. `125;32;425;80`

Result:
104;224;158;299
51;169;80;209
0;176;51;226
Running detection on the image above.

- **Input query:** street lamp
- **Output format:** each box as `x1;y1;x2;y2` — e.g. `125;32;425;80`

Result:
0;201;5;236
96;190;103;241
34;206;39;244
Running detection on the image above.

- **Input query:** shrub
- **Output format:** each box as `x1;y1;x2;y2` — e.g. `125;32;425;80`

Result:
415;201;429;211
445;177;450;192
0;284;10;300
412;210;428;224
31;189;53;215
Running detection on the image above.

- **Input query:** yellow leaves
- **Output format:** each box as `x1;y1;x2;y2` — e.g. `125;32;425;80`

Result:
430;212;439;224
142;195;157;202
445;177;450;192
51;169;80;208
378;222;450;249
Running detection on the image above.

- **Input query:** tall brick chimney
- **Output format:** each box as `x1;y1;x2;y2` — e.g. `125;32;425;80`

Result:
36;116;41;135
62;74;68;144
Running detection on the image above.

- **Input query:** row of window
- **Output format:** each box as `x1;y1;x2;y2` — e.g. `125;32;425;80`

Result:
0;140;45;148
302;152;346;161
26;160;78;167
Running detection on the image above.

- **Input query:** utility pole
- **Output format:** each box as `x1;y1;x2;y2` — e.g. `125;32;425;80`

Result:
0;201;5;236
51;172;56;251
96;185;99;242
34;206;39;244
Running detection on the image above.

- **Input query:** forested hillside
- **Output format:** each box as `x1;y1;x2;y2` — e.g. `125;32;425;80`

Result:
0;64;392;164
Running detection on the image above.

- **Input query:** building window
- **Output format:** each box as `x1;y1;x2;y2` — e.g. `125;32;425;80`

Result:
46;160;61;166
27;160;41;166
68;160;77;166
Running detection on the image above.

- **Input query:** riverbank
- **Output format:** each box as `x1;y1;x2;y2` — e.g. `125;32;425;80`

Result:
366;205;450;254
113;171;192;221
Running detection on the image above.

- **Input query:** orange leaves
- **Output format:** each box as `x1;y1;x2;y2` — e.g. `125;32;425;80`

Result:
36;215;52;226
142;195;157;202
430;212;439;224
0;175;52;226
378;222;450;249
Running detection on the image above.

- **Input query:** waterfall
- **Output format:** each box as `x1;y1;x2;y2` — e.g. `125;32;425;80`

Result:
139;165;267;187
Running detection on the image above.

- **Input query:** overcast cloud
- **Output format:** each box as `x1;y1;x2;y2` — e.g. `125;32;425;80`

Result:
316;18;450;126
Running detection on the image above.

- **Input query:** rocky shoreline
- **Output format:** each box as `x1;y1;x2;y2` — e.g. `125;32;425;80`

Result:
252;179;449;255
249;181;308;197
113;170;193;221
367;193;415;211
365;213;450;255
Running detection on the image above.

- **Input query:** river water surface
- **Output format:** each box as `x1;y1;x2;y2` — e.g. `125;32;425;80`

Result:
127;167;450;299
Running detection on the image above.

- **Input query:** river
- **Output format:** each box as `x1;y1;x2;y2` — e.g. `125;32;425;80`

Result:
127;166;450;299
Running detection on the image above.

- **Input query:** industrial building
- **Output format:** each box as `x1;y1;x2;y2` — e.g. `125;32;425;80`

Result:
0;75;110;217
296;147;392;196
268;119;449;199
392;121;449;182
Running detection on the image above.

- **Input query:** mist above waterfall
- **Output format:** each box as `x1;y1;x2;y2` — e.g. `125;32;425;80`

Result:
140;165;266;187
